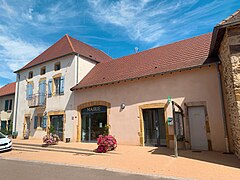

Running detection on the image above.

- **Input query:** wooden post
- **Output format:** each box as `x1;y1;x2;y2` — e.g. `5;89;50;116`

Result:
172;101;178;158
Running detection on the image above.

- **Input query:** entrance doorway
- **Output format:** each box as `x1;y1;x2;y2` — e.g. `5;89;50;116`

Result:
23;116;30;139
81;106;107;142
188;106;208;150
143;108;166;146
50;115;63;141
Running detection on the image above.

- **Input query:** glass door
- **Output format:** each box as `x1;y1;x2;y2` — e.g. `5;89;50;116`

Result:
81;114;90;142
50;115;63;141
81;106;107;142
90;112;107;141
143;108;166;146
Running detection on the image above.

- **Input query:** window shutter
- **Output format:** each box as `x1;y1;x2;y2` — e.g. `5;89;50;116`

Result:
29;84;33;99
34;116;38;129
26;84;29;100
4;100;9;111
26;84;33;100
43;116;47;128
9;99;12;110
48;79;52;97
60;76;65;95
39;80;46;105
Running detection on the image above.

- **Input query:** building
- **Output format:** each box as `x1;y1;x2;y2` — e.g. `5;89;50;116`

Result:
13;10;240;158
0;82;16;134
13;35;112;140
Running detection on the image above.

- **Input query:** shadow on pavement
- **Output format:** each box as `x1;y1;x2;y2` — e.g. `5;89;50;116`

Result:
149;147;240;169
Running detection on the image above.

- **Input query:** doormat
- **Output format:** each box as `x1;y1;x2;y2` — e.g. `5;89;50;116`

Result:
192;150;202;153
223;152;234;154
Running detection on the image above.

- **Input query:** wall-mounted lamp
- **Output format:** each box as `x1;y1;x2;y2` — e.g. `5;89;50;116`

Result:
120;103;126;110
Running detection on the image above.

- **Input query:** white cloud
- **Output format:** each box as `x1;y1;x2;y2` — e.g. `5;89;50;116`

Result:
0;35;46;79
0;0;48;82
0;0;80;83
87;0;238;45
87;0;198;42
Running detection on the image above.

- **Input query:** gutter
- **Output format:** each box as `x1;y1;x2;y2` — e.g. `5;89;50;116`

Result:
13;73;20;133
216;62;230;153
209;19;240;57
76;54;79;84
14;52;105;73
0;93;15;98
71;62;219;91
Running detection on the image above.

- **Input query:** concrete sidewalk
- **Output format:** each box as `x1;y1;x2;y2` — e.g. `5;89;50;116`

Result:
1;139;240;180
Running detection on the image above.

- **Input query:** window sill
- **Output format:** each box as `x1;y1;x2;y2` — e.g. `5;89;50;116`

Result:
36;127;45;131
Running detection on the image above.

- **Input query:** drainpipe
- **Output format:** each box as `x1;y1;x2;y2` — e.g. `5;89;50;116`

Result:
76;54;80;142
13;73;20;133
216;62;230;153
76;53;79;84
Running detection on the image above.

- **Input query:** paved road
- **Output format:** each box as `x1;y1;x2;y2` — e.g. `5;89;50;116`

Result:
0;158;177;180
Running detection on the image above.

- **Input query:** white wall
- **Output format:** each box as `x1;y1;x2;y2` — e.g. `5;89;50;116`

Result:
13;54;96;141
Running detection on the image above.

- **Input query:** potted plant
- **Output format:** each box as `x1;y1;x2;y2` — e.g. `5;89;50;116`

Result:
96;124;117;153
42;125;60;145
12;131;18;139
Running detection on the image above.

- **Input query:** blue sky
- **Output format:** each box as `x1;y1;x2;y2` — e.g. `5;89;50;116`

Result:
0;0;239;87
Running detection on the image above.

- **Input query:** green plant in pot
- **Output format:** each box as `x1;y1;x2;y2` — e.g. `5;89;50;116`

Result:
12;131;18;139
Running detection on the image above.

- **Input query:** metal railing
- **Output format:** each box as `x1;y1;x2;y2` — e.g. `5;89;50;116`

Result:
28;93;46;108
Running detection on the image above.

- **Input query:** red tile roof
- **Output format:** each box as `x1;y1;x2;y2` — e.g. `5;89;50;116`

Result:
71;33;215;90
0;82;16;97
16;35;112;72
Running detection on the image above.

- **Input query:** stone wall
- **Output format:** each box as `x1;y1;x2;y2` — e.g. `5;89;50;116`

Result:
219;25;240;158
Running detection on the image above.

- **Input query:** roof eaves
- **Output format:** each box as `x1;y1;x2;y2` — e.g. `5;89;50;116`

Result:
0;92;15;97
14;52;75;73
71;61;219;91
209;19;240;57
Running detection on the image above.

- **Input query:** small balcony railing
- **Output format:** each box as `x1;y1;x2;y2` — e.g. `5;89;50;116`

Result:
28;93;46;108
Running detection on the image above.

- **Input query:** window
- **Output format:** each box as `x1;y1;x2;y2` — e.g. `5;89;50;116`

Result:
40;67;46;75
4;99;12;111
26;83;33;100
34;116;47;129
54;62;61;71
28;71;33;79
39;80;46;105
54;76;64;95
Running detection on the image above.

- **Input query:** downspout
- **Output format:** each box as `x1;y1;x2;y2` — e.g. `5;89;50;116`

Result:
216;62;230;153
76;53;79;84
13;73;20;133
76;54;80;142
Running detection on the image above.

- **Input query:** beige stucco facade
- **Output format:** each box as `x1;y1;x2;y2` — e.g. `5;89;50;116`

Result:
0;94;15;131
13;54;96;141
73;65;226;152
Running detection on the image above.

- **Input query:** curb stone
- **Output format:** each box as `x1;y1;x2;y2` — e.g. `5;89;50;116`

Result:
0;156;191;180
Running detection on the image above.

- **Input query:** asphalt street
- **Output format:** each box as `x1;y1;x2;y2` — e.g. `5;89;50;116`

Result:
0;158;177;180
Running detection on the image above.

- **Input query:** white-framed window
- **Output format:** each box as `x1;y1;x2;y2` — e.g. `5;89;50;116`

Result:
54;76;64;95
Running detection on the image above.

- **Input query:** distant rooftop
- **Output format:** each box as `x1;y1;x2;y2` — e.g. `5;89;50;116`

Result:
0;82;16;97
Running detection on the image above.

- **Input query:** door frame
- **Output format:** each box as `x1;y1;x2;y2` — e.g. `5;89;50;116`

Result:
77;101;111;142
23;114;31;139
184;101;212;151
138;103;169;147
47;111;65;141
